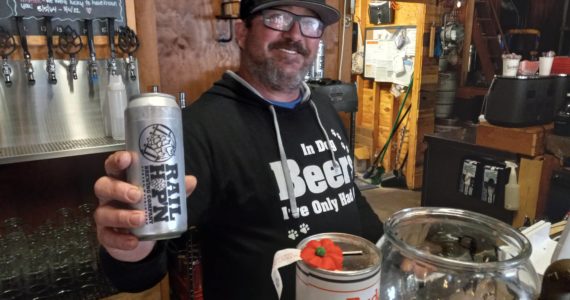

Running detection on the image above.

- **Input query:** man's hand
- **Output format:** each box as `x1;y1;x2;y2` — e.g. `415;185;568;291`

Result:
93;151;197;262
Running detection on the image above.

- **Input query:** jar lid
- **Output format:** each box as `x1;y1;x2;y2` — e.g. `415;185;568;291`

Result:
296;232;380;275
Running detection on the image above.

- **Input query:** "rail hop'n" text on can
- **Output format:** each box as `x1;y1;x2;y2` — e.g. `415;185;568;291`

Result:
125;92;187;240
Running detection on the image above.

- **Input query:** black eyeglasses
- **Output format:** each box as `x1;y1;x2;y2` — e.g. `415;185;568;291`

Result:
260;8;324;38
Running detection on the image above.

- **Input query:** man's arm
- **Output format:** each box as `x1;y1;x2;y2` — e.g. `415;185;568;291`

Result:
99;240;168;293
93;151;197;291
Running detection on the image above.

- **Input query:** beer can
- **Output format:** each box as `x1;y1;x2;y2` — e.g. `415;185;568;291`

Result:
125;92;187;240
296;233;380;300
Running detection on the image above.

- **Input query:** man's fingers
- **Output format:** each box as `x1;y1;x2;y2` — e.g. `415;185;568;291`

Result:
94;176;142;205
98;226;140;250
94;205;145;229
185;175;197;195
104;151;132;178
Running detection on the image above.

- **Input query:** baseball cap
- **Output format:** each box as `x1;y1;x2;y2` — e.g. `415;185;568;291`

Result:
239;0;341;26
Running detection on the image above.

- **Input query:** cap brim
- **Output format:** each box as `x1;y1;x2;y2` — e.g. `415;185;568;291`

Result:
251;1;340;26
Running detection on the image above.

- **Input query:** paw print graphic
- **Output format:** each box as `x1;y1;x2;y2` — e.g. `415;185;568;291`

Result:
299;223;310;234
330;129;340;140
288;229;299;240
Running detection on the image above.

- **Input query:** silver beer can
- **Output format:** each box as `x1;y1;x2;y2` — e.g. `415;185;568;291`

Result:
125;92;187;240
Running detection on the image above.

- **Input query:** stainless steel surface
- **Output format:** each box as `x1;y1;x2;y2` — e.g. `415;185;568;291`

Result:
0;59;140;165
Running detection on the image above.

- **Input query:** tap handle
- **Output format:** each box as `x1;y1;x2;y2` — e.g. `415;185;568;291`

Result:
118;26;140;55
69;56;78;80
178;92;187;108
107;18;116;59
46;57;57;84
85;19;96;55
44;17;54;57
24;53;35;84
16;17;29;53
59;26;83;55
0;26;17;58
16;17;34;84
127;55;137;81
107;18;118;75
44;17;57;84
59;26;82;81
2;58;12;87
85;19;98;80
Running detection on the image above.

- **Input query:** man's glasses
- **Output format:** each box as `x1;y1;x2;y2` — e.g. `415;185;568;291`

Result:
260;8;324;38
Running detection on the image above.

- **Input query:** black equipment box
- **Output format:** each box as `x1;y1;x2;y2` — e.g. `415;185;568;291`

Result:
484;75;569;127
308;79;358;113
368;1;394;25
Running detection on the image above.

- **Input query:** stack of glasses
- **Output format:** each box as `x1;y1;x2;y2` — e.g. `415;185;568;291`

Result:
0;203;117;300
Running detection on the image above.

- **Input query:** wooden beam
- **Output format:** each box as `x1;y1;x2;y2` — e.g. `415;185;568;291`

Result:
460;0;475;86
513;157;544;228
133;0;161;93
405;3;427;189
337;0;354;81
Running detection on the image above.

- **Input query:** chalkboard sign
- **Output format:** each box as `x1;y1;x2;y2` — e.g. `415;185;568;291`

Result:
0;0;126;36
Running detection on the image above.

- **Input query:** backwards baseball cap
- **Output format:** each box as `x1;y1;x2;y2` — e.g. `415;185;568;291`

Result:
239;0;341;26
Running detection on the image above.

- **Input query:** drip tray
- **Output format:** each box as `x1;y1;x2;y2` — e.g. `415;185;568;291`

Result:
0;137;124;165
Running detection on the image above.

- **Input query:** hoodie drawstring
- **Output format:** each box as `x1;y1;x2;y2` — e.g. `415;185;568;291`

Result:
269;105;300;219
268;101;340;219
309;100;340;172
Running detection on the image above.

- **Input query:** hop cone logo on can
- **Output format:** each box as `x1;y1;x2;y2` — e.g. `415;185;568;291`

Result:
139;124;177;162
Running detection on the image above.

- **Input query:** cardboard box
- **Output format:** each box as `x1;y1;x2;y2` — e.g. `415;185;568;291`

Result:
476;121;553;157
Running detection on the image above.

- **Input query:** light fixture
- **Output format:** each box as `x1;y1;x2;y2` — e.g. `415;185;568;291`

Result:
456;0;462;8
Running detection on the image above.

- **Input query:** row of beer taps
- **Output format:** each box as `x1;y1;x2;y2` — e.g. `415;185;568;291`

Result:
0;17;139;87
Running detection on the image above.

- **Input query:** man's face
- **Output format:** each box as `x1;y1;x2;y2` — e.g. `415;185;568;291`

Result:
237;6;322;91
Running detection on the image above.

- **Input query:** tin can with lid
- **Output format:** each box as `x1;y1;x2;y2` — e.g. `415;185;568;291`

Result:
296;232;380;300
125;92;187;240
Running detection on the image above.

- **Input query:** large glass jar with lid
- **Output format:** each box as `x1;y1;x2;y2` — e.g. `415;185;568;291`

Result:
378;207;539;299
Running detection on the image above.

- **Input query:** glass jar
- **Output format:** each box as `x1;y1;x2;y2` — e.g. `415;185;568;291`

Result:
378;207;539;300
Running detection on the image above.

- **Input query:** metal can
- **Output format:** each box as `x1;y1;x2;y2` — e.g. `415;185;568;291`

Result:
125;92;187;240
296;233;381;300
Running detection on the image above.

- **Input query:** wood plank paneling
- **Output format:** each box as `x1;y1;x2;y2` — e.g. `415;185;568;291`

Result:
355;0;437;189
134;0;161;92
154;0;240;102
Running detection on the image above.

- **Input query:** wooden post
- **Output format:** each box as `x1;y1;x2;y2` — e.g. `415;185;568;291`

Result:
133;0;161;93
460;0;475;86
513;157;544;228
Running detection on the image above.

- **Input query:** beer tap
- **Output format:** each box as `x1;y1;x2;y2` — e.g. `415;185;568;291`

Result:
118;26;139;81
16;16;34;84
0;26;17;87
44;16;57;84
85;19;98;81
178;92;186;108
58;26;83;80
106;18;117;76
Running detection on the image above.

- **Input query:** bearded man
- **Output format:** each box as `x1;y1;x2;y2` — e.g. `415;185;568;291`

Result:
94;1;383;299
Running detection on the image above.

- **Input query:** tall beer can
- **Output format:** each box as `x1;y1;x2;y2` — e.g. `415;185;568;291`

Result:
125;93;187;240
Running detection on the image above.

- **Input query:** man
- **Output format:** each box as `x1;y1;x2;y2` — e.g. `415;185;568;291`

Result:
94;0;384;299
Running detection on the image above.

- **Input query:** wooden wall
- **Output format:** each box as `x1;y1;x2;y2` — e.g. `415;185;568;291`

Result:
154;0;240;100
147;0;349;102
354;0;442;189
